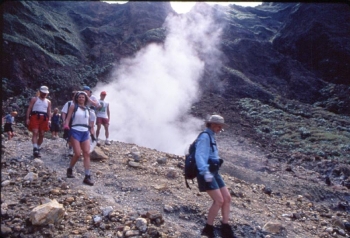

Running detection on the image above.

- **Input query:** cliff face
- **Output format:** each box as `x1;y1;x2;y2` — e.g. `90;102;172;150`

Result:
1;1;350;116
2;1;172;108
217;3;349;111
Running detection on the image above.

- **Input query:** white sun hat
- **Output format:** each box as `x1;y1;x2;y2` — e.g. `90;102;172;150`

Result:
205;114;229;128
39;86;49;94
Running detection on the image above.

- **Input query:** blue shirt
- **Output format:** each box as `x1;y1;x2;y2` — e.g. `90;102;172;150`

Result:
5;114;14;124
195;128;220;175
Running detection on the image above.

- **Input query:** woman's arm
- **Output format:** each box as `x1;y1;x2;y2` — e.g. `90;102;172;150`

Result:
195;134;211;175
107;104;110;122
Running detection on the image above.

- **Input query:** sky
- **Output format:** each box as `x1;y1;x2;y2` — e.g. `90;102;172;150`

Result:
104;1;263;14
171;2;262;13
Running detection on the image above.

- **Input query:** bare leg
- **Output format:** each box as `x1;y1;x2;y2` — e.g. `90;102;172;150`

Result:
96;124;101;139
38;130;45;146
206;189;224;225
220;186;232;223
32;129;39;144
104;124;109;139
69;137;82;168
81;140;91;170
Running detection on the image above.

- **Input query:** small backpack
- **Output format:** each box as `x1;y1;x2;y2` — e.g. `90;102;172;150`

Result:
184;131;215;189
69;104;91;129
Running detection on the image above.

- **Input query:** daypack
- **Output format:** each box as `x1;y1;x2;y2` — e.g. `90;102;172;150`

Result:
69;104;91;129
184;131;215;189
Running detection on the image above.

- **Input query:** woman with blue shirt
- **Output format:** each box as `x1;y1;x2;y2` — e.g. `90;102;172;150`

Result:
196;114;235;238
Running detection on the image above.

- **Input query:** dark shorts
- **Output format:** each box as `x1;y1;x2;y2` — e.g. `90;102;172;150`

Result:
96;117;109;125
70;129;90;143
197;171;226;192
50;123;60;132
4;123;13;132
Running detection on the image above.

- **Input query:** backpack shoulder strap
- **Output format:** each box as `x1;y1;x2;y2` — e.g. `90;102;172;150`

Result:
197;131;215;152
70;105;91;129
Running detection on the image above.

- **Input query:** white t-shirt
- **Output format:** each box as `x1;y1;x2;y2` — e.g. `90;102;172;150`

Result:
96;100;109;118
87;94;98;108
71;107;91;132
90;110;96;124
61;100;73;114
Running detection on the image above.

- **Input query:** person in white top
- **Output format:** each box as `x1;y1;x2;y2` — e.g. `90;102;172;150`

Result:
61;91;76;156
63;91;95;186
82;85;99;109
96;91;111;145
26;86;51;158
82;85;100;137
61;91;76;123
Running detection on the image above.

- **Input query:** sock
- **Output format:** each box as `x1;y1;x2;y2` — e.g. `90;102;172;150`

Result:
33;144;38;149
85;169;90;176
69;166;74;169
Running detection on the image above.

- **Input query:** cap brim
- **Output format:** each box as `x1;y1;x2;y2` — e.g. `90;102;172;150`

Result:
205;121;229;128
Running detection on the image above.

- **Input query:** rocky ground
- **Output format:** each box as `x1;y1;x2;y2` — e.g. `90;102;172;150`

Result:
1;95;350;238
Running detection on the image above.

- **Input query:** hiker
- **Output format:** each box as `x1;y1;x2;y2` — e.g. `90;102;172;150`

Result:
61;91;76;155
50;107;61;139
196;114;235;238
82;85;99;136
26;86;51;157
82;85;100;109
2;111;17;140
63;91;95;186
96;91;111;145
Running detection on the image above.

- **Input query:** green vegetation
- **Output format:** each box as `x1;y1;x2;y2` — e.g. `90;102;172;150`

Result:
238;98;350;161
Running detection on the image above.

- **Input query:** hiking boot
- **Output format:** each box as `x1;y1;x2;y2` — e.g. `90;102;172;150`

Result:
67;168;75;178
83;175;94;186
33;148;39;157
105;139;111;145
37;148;42;158
221;223;235;238
202;224;215;238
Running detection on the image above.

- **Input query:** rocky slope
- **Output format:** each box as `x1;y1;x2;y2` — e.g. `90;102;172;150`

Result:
1;99;350;237
1;1;350;238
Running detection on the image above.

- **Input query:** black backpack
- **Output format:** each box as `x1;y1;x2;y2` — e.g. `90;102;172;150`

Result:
184;131;215;189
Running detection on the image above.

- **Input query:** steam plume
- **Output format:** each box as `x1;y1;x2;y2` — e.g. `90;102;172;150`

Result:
94;4;223;155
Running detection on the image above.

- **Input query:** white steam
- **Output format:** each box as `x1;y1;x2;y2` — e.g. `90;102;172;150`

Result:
93;5;223;155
